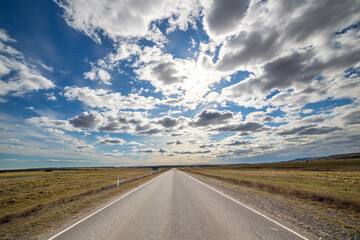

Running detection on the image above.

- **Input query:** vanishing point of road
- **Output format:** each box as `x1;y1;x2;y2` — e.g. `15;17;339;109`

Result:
47;169;311;240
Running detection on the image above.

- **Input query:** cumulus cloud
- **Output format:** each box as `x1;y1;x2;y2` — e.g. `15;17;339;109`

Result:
76;145;95;152
226;140;249;146
98;111;164;136
44;128;65;135
244;111;272;122
84;67;111;85
199;143;215;149
69;111;103;129
98;137;126;145
138;148;155;153
343;110;360;125
0;30;55;100
8;138;20;142
46;92;57;101
99;111;146;133
64;86;160;110
151;62;185;86
213;0;360;114
17;0;360;164
26;116;78;132
191;109;233;127
216;29;280;71
202;0;249;40
221;47;360;109
302;109;314;114
55;0;201;43
135;56;190;96
217;122;265;132
135;47;224;109
174;150;210;154
157;116;178;128
297;126;342;136
159;148;167;153
278;124;342;136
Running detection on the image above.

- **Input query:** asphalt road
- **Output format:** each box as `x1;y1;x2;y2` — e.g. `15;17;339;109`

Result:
48;169;310;240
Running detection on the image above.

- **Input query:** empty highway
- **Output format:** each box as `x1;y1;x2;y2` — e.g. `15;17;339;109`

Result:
48;169;310;240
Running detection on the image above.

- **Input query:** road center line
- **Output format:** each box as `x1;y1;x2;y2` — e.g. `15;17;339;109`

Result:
179;170;309;240
48;170;169;240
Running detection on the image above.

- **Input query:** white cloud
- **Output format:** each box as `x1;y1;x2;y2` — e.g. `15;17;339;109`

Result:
302;109;314;114
84;67;111;85
0;30;55;99
55;0;201;43
202;0;250;42
46;92;57;101
8;138;20;142
44;128;65;135
9;1;359;165
64;86;160;110
76;144;95;152
135;47;224;109
207;0;359;113
98;137;126;145
37;61;54;72
69;111;104;130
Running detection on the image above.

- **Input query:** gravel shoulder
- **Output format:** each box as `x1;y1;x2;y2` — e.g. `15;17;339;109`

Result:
185;171;360;240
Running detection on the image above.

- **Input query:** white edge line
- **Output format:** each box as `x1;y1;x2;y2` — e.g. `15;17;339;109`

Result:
48;170;169;240
179;170;309;240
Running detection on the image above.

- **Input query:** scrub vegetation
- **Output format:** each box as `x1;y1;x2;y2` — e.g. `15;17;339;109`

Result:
0;167;166;240
182;158;360;211
181;156;360;235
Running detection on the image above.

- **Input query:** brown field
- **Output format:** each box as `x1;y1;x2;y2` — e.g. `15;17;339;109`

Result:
0;167;167;240
181;158;360;211
181;158;360;233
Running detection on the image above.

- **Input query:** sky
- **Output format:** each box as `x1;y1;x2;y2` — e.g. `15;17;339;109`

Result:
0;0;359;169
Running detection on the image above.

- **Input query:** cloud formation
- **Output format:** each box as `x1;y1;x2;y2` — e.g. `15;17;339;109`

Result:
69;111;103;129
2;0;359;167
55;0;201;43
0;30;55;102
98;137;126;145
191;109;233;127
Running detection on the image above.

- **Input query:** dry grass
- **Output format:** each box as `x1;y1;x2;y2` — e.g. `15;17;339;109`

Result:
181;158;360;211
0;167;167;240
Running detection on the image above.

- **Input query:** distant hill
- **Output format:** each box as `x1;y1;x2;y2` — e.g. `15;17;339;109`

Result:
288;152;360;162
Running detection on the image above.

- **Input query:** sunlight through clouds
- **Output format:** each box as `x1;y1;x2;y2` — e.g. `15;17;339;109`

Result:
0;0;359;168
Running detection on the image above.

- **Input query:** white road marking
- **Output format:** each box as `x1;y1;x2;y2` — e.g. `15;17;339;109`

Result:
179;170;309;240
48;171;169;240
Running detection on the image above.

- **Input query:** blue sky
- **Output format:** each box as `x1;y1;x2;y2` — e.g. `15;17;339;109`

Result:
0;0;359;169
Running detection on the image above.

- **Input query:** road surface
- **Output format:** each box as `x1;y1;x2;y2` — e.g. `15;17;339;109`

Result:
48;169;310;240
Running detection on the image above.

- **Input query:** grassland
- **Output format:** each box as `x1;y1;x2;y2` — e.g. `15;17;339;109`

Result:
178;157;360;238
181;158;360;211
181;157;360;236
184;158;360;211
0;167;166;240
